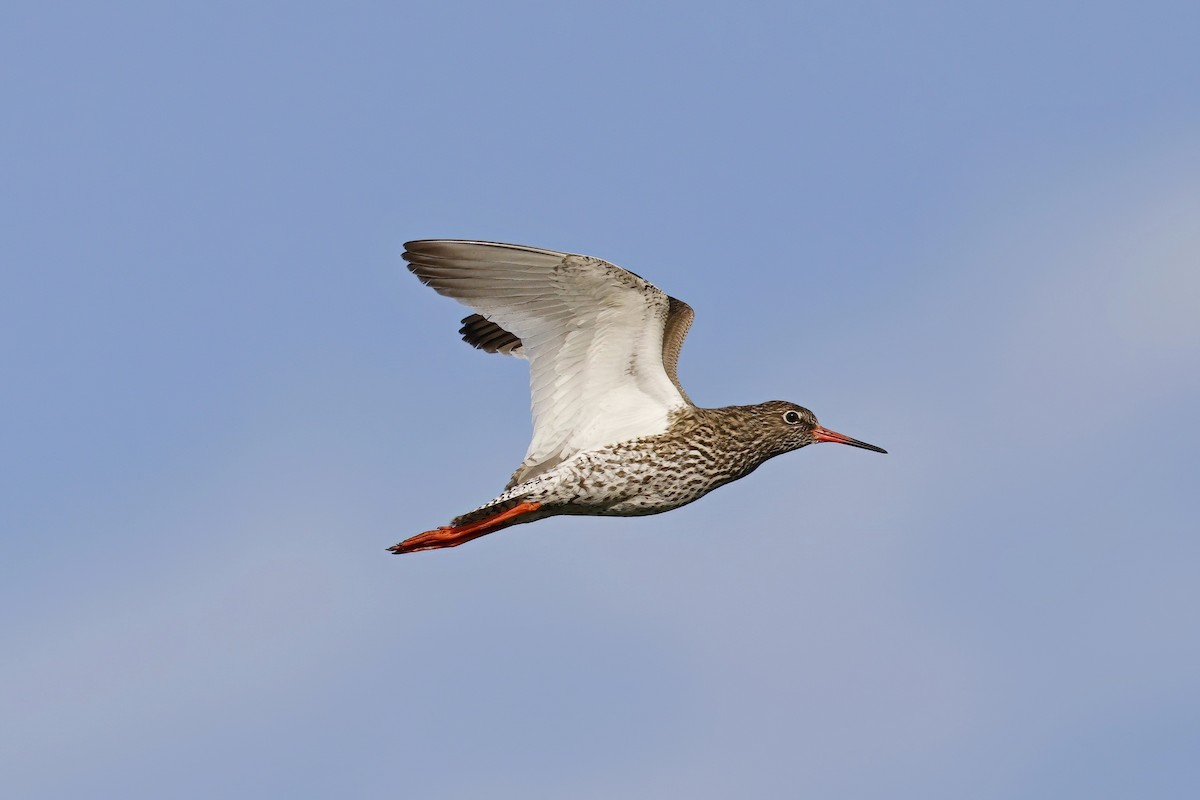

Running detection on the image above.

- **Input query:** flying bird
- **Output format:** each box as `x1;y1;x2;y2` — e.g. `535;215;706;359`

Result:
390;240;885;554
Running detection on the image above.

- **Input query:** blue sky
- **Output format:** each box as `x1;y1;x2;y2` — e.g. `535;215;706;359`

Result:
3;1;1198;797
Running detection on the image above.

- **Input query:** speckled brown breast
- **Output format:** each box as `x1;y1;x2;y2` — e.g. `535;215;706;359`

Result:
514;406;780;517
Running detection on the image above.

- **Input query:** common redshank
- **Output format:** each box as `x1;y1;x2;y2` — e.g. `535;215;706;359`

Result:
390;240;885;554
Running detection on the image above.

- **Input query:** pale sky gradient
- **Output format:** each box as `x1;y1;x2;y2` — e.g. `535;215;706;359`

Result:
3;2;1199;798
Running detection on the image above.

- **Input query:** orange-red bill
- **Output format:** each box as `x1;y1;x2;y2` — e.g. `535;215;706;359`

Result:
813;426;887;454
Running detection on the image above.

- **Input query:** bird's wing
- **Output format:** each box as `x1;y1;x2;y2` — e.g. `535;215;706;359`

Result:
404;240;693;485
662;297;695;406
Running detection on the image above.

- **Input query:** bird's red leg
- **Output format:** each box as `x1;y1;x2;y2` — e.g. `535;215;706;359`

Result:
388;501;543;554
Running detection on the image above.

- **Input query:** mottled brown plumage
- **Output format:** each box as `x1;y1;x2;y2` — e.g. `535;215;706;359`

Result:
390;240;885;554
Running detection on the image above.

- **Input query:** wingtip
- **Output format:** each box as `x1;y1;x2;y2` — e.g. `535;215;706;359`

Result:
402;240;573;260
403;239;441;251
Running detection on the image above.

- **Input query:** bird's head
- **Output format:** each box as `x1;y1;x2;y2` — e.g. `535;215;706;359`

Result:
753;400;887;457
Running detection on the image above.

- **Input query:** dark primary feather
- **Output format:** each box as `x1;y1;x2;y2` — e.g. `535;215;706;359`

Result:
459;313;524;355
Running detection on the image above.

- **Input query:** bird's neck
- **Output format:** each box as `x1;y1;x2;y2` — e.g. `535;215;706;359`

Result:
669;405;782;477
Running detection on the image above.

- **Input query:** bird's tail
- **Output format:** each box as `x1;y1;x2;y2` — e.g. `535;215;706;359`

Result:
387;500;544;554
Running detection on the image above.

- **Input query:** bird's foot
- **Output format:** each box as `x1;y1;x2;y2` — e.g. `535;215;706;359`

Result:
388;501;543;554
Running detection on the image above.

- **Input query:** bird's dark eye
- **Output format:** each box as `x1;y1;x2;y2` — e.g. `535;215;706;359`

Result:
783;411;802;425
